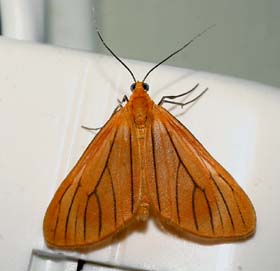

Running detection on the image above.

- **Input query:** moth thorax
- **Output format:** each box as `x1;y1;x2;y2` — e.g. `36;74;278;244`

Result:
131;98;149;126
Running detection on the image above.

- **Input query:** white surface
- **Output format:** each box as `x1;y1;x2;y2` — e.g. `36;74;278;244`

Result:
0;37;279;271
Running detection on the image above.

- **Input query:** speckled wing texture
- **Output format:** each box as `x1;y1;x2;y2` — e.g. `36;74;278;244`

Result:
145;105;256;241
43;109;142;249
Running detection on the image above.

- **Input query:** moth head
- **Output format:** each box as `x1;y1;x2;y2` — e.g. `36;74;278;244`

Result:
130;82;149;92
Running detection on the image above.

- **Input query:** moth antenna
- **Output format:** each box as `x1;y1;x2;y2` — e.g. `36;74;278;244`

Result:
96;27;137;83
142;24;216;82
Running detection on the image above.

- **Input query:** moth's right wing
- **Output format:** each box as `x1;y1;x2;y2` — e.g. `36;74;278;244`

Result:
145;105;256;241
43;109;141;249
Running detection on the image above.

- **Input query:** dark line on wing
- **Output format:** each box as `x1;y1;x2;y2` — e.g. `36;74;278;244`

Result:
198;159;226;233
58;182;73;204
233;191;247;228
64;182;81;241
175;162;181;224
107;167;117;226
211;176;235;231
83;125;131;239
218;173;234;191
95;193;102;237
74;202;79;243
88;129;118;197
83;197;89;241
130;130;134;214
54;182;73;238
53;204;61;240
161;116;236;235
151;126;161;211
215;201;224;232
218;174;246;228
164;126;202;191
192;187;199;230
203;190;214;234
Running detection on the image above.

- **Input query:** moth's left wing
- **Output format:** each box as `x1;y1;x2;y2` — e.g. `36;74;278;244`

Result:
145;105;256;241
44;109;142;249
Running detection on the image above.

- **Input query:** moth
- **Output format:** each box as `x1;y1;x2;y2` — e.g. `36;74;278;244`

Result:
43;27;256;249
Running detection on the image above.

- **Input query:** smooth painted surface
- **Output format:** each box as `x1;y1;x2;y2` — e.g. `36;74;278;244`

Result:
0;37;279;270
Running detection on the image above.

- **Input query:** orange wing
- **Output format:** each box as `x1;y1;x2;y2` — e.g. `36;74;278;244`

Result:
43;109;142;249
145;105;256;241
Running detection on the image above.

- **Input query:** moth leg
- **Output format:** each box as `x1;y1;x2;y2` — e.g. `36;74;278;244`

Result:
159;84;208;108
158;83;199;105
81;95;129;132
110;94;129;116
115;94;129;112
81;125;102;131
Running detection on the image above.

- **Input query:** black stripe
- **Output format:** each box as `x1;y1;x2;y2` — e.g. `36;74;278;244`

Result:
219;174;247;228
64;183;81;241
192;187;199;230
83;197;89;240
175;162;181;223
211;176;235;231
218;173;234;191
130;130;134;214
233;191;247;228
53;204;61;240
198;158;226;233
203;190;215;234
216;201;224;232
107;167;117;226
54;182;73;239
88;129;118;197
95;193;102;237
151;126;161;211
164;127;202;191
74;202;79;242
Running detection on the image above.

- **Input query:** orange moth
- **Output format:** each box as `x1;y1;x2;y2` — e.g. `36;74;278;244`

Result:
44;27;256;249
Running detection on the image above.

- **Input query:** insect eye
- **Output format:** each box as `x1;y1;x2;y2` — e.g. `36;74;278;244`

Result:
142;82;149;91
130;83;136;91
